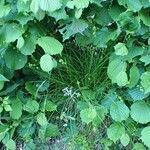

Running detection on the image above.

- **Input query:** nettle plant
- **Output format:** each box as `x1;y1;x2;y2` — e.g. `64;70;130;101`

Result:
0;0;150;149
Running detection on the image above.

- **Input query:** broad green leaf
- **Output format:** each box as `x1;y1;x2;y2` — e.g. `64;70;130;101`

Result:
30;0;39;14
133;143;146;150
4;23;24;43
81;89;96;100
17;36;24;49
116;71;128;86
92;106;107;127
4;104;12;112
139;9;150;26
25;82;37;96
0;4;11;18
114;43;128;56
66;1;75;9
128;87;149;101
94;28;118;48
17;0;30;12
20;35;36;55
45;101;57;112
37;112;48;126
74;0;90;9
128;65;140;88
140;55;150;66
40;54;55;72
10;98;22;120
95;7;112;26
48;8;68;21
23;140;36;150
126;0;142;12
23;99;39;114
107;58;127;84
118;0;142;12
0;74;9;81
101;90;118;109
37;36;63;55
107;122;125;143
16;13;34;26
45;123;60;138
5;139;16;150
80;107;97;124
131;101;150;124
109;4;125;21
4;49;27;70
120;134;130;146
0;82;4;91
141;72;150;93
141;126;150;148
75;9;83;19
60;19;88;41
124;46;144;62
39;0;62;12
118;11;140;32
77;101;89;110
110;101;129;122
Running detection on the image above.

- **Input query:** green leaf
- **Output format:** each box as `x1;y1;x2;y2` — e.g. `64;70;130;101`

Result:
39;0;62;12
118;11;140;32
109;4;125;21
140;55;150;66
141;72;150;93
23;140;36;150
128;65;140;88
10;98;22;120
141;126;150;148
110;101;129;122
107;58;127;84
60;19;88;41
4;49;27;70
139;9;150;26
3;23;24;43
45;101;57;112
120;134;130;146
5;139;16;150
4;104;12;112
0;4;11;18
128;87;149;101
0;74;9;82
80;107;97;124
23;99;39;114
45;123;60;138
95;7;112;26
133;143;146;150
92;106;107;127
131;101;150;124
116;71;128;86
40;54;55;72
107;122;125;143
0;82;4;91
19;35;36;55
74;0;90;9
48;8;68;21
124;46;144;62
37;112;48;126
94;28;118;48
37;36;63;55
30;0;39;14
17;36;24;49
126;0;142;12
114;43;128;56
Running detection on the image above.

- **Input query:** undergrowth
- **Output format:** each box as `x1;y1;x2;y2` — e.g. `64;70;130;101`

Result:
0;0;150;149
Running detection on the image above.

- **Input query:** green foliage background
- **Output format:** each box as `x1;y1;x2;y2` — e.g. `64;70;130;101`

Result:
0;0;150;149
